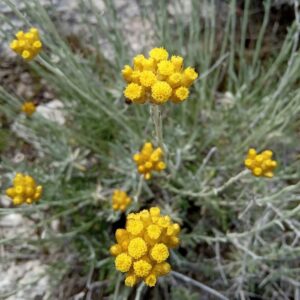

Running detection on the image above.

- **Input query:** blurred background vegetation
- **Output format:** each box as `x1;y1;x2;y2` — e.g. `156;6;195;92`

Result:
0;0;299;299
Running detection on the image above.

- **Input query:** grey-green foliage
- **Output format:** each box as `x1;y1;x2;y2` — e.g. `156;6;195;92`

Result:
0;0;299;299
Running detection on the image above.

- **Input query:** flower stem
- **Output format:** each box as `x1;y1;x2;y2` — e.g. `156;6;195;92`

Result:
150;104;164;150
171;271;229;300
134;176;143;203
167;169;250;198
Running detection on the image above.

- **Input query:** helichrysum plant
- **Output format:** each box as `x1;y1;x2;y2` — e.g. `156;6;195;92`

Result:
122;47;198;104
21;101;36;116
112;189;132;212
6;173;43;205
1;1;299;299
110;207;180;287
244;148;277;178
10;28;42;61
133;142;166;180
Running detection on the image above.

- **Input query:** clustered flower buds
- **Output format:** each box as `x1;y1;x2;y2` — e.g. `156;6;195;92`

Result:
112;189;132;212
110;207;180;287
133;142;166;180
10;28;42;61
21;101;36;116
122;47;198;105
6;173;43;205
244;148;277;178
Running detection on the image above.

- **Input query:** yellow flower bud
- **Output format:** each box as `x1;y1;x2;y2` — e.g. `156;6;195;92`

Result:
125;273;137;287
145;273;157;287
110;244;122;256
112;190;132;212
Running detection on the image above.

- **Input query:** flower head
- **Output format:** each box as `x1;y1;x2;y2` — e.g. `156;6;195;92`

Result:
149;47;169;62
182;67;198;87
122;47;198;105
6;173;43;206
244;148;277;178
151;81;172;104
124;83;145;103
133;142;166;180
21;101;36;116
110;207;180;287
140;71;157;88
171;87;189;103
10;28;42;61
112;190;132;212
157;60;175;76
171;55;183;71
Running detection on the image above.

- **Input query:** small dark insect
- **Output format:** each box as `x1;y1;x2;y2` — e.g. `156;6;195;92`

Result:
125;98;132;105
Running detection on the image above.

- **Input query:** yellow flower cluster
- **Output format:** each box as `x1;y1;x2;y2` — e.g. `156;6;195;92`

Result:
21;101;36;116
244;148;277;178
133;142;166;180
122;47;198;104
6;173;43;206
110;207;180;287
10;28;42;61
112;190;132;212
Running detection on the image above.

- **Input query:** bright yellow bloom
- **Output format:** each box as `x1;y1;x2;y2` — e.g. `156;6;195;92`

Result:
157;60;175;76
128;237;148;259
147;224;161;240
10;28;42;61
112;190;132;212
244;148;277;178
139;71;157;88
171;55;183;71
133;54;146;71
168;72;182;88
126;219;144;235
110;244;122;256
133;142;166;180
142;58;155;71
149;47;169;62
125;273;137;287
122;65;133;82
150;243;169;263
124;83;145;103
21;101;36;116
182;67;198;87
145;273;157;287
131;71;141;84
6;173;43;206
122;48;197;105
110;207;180;287
134;260;152;277
115;253;132;272
153;262;171;275
151;81;172;104
171;87;189;103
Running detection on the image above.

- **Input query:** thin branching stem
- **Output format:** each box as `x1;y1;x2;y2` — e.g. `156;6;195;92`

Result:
171;271;229;300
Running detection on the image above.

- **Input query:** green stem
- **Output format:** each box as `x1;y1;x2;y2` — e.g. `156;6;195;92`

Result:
134;176;143;203
150;104;164;150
